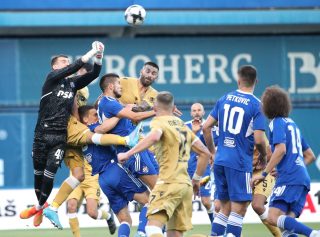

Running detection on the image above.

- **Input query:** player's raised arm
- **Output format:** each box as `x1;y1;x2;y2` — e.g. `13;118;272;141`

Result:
94;117;120;134
117;129;162;163
202;115;217;156
46;41;102;84
117;106;155;123
74;41;104;90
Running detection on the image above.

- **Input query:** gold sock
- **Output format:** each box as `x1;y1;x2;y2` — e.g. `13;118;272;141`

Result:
262;219;282;237
98;210;109;220
69;217;81;237
52;182;74;208
100;134;126;146
150;234;163;237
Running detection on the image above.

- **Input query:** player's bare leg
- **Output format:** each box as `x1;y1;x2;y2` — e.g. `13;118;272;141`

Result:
139;175;158;190
252;194;281;237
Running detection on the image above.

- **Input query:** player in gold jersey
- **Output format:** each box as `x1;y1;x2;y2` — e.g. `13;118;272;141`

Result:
117;91;211;237
66;103;117;237
251;135;281;237
119;62;159;112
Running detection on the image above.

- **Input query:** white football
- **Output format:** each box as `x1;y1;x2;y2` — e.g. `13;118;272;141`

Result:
124;4;146;26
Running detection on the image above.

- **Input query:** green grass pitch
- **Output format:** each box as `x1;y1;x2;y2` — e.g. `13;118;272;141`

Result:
1;223;319;237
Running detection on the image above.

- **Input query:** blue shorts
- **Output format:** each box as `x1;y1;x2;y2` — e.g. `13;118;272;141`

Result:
214;165;252;202
98;162;147;214
124;149;159;177
269;184;309;217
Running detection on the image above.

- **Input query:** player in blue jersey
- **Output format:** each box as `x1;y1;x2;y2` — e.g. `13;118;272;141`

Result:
97;73;158;189
79;105;150;237
202;65;267;237
252;86;320;237
97;73;159;237
185;103;218;223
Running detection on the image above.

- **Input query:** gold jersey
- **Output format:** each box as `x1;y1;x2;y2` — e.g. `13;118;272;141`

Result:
119;77;158;107
253;133;270;170
150;116;197;184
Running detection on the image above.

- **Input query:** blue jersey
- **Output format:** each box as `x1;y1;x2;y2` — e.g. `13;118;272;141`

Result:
269;117;310;188
82;123;117;175
210;90;266;172
185;120;216;177
97;96;134;153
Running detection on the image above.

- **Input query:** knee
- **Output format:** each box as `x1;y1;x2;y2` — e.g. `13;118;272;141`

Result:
67;200;78;213
251;201;265;215
201;198;212;211
73;172;85;183
87;208;97;219
267;214;278;226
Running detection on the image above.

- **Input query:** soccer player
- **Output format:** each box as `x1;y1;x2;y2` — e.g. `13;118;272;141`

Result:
202;65;267;237
117;91;211;237
67;105;117;237
185;103;216;223
19;41;104;225
252;86;320;237
119;62;159;112
97;73;157;189
79;105;150;237
251;136;281;237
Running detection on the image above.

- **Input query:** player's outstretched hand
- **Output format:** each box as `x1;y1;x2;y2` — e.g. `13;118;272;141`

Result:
92;41;105;65
117;152;129;164
251;174;265;188
192;179;200;199
92;41;105;54
82;41;105;63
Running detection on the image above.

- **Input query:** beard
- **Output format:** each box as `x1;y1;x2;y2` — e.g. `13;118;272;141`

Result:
140;76;153;87
114;90;122;98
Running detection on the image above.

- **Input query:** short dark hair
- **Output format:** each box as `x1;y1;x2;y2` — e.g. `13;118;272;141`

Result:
261;86;291;119
144;61;159;71
81;63;93;72
99;73;120;92
238;65;257;87
78;105;95;123
156;91;174;108
51;54;69;67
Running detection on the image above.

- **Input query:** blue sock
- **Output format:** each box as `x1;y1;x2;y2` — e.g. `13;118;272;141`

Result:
277;215;312;237
226;212;243;237
118;222;131;237
211;212;228;236
137;206;148;233
282;230;298;237
208;212;214;223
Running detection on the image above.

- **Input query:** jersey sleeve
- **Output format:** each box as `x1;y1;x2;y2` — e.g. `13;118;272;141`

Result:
150;119;163;133
272;118;286;145
98;98;123;119
253;103;266;131
301;136;310;152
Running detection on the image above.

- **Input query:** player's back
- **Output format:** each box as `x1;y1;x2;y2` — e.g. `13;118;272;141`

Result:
269;117;310;188
150;116;196;184
119;77;158;106
213;90;265;172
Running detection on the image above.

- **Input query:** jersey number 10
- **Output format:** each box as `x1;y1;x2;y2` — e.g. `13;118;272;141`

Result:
223;104;245;135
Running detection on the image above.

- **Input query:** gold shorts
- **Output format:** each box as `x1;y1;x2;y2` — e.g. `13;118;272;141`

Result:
253;170;275;198
147;182;193;232
67;174;100;201
67;116;91;147
64;148;84;170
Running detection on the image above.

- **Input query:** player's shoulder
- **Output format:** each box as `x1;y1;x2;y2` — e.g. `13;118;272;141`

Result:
120;76;137;83
269;117;290;131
